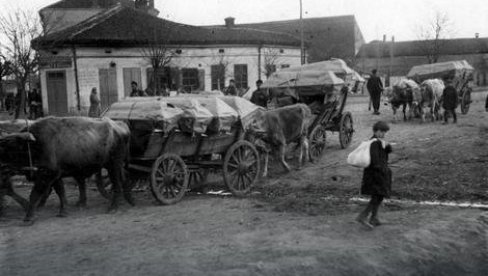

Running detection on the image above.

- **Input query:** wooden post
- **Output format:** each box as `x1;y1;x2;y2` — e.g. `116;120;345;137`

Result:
72;45;81;112
300;0;305;65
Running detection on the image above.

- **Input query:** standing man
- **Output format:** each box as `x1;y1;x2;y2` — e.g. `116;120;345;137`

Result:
88;87;101;118
130;81;147;97
367;69;384;115
250;79;268;108
224;79;238;96
441;78;459;124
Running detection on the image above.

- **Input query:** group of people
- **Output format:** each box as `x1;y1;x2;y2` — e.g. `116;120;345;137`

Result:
366;69;469;124
2;89;43;119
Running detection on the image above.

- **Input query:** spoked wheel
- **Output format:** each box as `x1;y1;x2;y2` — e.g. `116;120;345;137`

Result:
309;124;327;162
150;153;189;205
223;140;260;197
460;90;471;114
339;111;354;149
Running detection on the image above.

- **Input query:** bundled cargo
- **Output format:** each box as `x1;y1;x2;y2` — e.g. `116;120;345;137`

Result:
218;96;265;130
103;99;183;133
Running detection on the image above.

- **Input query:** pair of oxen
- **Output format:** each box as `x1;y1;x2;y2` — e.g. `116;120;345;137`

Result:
383;79;446;122
0;117;133;225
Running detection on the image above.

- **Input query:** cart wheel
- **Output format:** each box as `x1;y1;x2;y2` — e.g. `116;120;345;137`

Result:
339;112;353;149
96;169;112;199
309;124;327;161
460;90;471;114
150;153;189;205
223;140;260;197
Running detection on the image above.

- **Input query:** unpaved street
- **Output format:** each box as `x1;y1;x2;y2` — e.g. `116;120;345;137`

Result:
1;93;488;275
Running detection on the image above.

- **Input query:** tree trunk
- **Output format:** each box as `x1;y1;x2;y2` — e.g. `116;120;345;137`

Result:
14;80;27;119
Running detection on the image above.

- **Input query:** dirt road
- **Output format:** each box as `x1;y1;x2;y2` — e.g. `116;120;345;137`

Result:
1;93;488;275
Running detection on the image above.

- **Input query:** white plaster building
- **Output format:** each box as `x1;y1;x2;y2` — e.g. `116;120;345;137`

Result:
33;0;303;116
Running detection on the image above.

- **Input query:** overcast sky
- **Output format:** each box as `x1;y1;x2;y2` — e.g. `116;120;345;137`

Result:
1;0;487;42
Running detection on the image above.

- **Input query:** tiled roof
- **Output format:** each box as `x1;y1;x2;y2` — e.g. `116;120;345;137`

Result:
33;5;301;48
42;0;132;9
357;38;488;58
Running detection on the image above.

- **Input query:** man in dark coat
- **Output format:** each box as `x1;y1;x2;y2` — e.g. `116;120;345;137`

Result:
250;79;268;108
441;79;459;124
366;69;384;115
356;121;392;229
224;79;238;96
130;81;147;97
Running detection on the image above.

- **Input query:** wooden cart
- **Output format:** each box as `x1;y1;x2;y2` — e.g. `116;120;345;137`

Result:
407;60;474;114
262;61;355;161
97;99;261;205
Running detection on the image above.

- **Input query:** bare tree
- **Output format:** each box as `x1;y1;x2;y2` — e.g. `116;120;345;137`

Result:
415;11;454;64
210;52;234;91
141;25;177;96
0;9;42;119
263;48;280;79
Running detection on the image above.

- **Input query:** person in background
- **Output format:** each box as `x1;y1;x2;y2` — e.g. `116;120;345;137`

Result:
28;88;42;119
130;81;147;97
366;69;384;115
441;78;459;124
88;87;101;118
356;121;393;229
224;79;238;96
250;79;268;108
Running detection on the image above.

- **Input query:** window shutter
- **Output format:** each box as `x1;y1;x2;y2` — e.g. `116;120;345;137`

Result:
198;69;205;91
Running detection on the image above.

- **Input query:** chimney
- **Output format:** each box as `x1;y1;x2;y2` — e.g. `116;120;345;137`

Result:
225;17;235;28
475;33;479;38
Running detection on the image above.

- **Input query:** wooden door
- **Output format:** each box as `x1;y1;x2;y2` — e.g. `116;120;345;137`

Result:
99;68;118;110
123;68;142;97
46;71;68;116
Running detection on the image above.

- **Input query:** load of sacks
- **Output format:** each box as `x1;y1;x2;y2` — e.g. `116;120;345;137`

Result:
104;95;264;135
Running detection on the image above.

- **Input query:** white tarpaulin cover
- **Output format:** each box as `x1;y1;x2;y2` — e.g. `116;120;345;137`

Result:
169;95;238;133
407;60;474;81
105;96;256;134
262;69;344;88
104;100;184;133
218;96;265;129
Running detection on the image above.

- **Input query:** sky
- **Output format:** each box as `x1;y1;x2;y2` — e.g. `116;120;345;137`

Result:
0;0;487;42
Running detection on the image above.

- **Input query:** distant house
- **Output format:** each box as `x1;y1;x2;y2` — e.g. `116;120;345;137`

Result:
33;0;303;116
232;15;365;65
356;37;488;86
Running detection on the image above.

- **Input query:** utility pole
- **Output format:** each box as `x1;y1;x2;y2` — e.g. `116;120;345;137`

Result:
300;0;305;65
389;35;394;87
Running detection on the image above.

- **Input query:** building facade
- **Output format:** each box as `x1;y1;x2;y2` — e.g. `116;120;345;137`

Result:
234;15;365;65
356;38;488;86
34;1;303;116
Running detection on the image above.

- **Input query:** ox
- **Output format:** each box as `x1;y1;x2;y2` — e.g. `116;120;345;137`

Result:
414;79;445;122
247;103;312;177
0;117;132;223
384;79;419;121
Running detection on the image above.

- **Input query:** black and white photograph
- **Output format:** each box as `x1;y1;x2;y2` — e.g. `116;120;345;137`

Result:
0;0;487;275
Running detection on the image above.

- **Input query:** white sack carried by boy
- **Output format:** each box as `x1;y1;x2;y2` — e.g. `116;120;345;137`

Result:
347;139;375;168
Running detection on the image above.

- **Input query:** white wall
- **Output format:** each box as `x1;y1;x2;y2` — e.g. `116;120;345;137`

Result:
38;45;301;114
